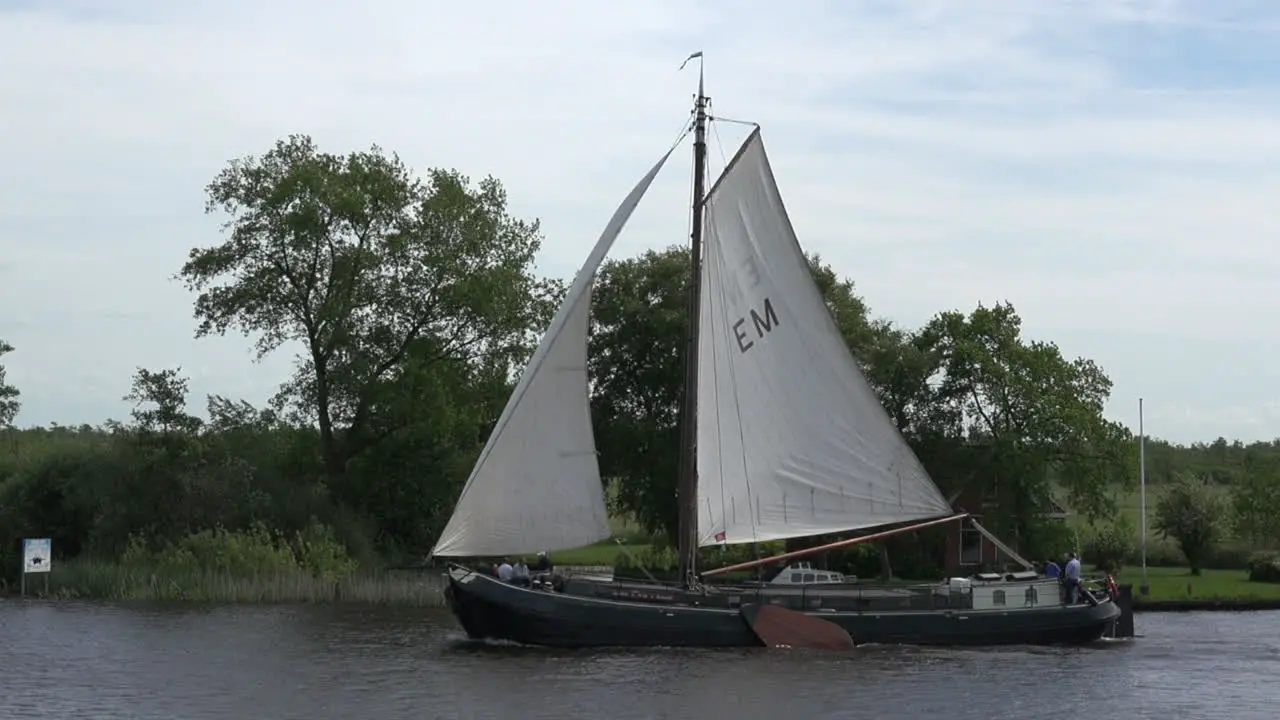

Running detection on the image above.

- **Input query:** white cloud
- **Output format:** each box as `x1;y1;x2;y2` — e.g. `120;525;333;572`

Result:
1;0;1277;443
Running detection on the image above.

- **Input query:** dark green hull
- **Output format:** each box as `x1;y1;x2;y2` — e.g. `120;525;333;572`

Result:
444;566;1122;648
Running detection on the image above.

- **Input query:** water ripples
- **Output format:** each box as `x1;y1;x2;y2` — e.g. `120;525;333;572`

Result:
0;602;1276;719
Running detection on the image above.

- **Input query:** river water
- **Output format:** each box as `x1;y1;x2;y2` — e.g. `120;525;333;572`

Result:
0;601;1273;719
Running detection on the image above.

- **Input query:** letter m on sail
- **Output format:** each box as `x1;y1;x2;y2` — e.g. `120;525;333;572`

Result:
750;298;779;336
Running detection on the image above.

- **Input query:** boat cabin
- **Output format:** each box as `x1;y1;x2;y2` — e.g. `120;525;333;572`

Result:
942;571;1062;610
769;561;854;585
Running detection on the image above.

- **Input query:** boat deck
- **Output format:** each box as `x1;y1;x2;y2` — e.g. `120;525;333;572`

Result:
560;575;1072;614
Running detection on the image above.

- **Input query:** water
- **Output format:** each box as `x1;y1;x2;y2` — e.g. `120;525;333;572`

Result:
0;602;1275;720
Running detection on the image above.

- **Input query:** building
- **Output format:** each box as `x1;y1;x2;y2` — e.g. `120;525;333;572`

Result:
941;488;1070;576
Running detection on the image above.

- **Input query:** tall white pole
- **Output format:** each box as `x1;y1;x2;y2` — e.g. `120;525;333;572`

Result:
1139;397;1148;586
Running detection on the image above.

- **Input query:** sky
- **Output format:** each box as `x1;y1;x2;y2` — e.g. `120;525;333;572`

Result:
1;0;1278;444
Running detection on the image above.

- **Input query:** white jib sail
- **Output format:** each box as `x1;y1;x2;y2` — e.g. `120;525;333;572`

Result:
431;148;675;558
695;129;954;547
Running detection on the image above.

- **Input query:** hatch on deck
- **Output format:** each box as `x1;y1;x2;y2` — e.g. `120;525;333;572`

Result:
768;561;855;585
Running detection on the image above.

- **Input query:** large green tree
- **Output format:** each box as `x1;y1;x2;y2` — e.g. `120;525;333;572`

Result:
908;303;1129;542
0;339;20;428
178;134;549;486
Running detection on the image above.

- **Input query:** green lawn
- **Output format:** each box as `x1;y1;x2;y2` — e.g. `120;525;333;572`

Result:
545;504;654;567
1114;566;1280;602
549;542;648;566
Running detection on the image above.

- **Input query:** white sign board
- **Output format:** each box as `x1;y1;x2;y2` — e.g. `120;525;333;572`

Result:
22;538;51;574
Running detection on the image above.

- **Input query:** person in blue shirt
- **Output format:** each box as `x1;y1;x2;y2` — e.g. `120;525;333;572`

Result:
1043;559;1061;579
1063;552;1083;603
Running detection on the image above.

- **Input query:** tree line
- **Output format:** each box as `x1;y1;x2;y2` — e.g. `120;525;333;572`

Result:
0;134;1272;581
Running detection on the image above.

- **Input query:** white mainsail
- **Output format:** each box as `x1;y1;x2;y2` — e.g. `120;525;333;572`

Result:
695;129;954;547
431;149;675;558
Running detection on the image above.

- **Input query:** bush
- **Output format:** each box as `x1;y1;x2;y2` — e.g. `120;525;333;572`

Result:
1135;540;1253;571
118;521;357;580
1247;551;1280;583
1084;518;1135;573
161;523;297;576
293;521;359;581
825;543;882;578
1206;544;1254;571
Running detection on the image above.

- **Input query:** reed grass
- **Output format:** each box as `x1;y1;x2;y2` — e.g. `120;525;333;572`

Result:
34;558;448;607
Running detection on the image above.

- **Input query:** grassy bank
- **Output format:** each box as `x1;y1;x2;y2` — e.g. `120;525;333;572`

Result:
1116;566;1280;603
544;505;655;566
15;559;448;607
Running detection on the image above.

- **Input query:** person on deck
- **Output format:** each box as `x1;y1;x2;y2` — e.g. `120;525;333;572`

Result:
513;559;531;587
533;551;553;573
1043;558;1061;580
1063;552;1082;604
496;558;514;583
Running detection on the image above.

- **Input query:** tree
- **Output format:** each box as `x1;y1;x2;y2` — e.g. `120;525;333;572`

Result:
0;339;20;428
1083;515;1136;573
910;303;1130;540
124;367;204;435
858;321;946;435
178;134;548;484
590;247;688;538
589;246;880;540
1230;461;1280;549
1154;474;1225;575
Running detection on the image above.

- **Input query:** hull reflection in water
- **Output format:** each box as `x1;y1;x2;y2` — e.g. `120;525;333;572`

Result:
443;565;1122;648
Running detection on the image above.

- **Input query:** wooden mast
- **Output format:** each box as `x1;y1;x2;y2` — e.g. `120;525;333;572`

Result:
677;56;708;589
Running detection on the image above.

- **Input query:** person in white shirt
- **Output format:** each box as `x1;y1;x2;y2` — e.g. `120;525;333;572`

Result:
1063;552;1082;604
495;559;514;582
513;560;531;587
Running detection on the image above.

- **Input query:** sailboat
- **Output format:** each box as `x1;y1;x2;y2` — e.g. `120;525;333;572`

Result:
429;59;1121;648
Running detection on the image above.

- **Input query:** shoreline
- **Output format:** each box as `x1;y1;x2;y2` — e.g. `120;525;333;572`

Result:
1132;598;1280;612
9;563;1280;613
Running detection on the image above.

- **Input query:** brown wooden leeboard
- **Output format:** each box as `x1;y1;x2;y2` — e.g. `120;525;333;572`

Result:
740;603;856;651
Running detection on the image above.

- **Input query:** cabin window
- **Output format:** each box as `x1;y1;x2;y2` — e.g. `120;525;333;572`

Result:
831;573;843;582
790;573;802;583
803;573;815;583
992;589;1006;606
816;574;829;582
959;522;983;566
